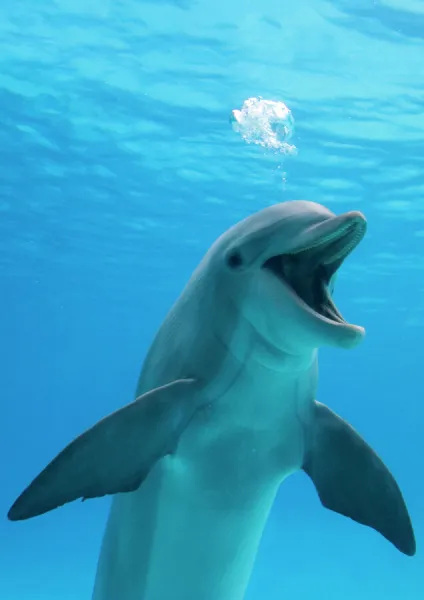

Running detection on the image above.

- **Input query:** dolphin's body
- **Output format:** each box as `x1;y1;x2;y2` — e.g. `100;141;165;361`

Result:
9;201;415;600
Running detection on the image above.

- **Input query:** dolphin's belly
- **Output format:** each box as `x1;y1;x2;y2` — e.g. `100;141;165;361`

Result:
92;374;309;600
93;450;280;600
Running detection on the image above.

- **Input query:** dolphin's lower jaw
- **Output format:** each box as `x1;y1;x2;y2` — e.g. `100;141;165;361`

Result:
263;211;366;348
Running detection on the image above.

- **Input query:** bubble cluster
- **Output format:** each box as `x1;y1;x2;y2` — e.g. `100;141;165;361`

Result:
230;97;296;155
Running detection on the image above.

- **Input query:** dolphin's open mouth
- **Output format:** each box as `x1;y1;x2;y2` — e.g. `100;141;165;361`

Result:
262;218;366;323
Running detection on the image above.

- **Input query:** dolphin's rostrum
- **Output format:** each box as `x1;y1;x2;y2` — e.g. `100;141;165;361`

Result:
8;201;415;600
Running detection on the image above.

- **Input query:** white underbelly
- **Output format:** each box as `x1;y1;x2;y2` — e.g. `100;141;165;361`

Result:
92;405;304;600
93;461;281;600
147;458;278;600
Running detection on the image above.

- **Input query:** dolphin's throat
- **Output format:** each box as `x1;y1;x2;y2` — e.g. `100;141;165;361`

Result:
264;254;344;322
263;219;363;323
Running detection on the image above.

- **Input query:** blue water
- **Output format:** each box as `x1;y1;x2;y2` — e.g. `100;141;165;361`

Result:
2;0;423;598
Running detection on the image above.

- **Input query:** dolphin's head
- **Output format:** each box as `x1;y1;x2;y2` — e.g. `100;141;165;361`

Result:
210;200;366;356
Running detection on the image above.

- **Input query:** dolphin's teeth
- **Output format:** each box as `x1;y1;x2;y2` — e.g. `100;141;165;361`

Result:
294;221;364;274
324;303;343;323
323;284;345;323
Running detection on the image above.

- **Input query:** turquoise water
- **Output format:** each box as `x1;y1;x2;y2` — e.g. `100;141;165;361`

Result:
2;0;423;598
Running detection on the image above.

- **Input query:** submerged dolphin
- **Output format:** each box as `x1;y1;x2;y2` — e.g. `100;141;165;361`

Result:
9;200;415;600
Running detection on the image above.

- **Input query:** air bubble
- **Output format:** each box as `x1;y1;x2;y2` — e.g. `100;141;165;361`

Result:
230;97;297;155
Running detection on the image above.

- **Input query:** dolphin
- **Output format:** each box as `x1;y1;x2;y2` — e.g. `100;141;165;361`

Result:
8;200;415;600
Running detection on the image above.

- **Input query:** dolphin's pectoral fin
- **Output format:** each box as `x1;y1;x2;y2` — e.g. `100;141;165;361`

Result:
8;378;198;521
303;401;416;556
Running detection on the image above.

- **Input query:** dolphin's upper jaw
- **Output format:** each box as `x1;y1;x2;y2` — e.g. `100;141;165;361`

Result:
262;214;366;325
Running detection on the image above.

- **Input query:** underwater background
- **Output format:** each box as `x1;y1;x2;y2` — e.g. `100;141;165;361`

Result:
1;0;423;598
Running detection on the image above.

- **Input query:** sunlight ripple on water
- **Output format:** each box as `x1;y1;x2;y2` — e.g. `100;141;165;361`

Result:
230;97;297;155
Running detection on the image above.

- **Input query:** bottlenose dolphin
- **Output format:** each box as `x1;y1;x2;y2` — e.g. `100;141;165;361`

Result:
8;200;415;600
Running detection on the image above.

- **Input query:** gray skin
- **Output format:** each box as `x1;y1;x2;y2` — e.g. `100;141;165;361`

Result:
8;200;416;600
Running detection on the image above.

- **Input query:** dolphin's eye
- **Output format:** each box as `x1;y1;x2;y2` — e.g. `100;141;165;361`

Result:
226;250;244;270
